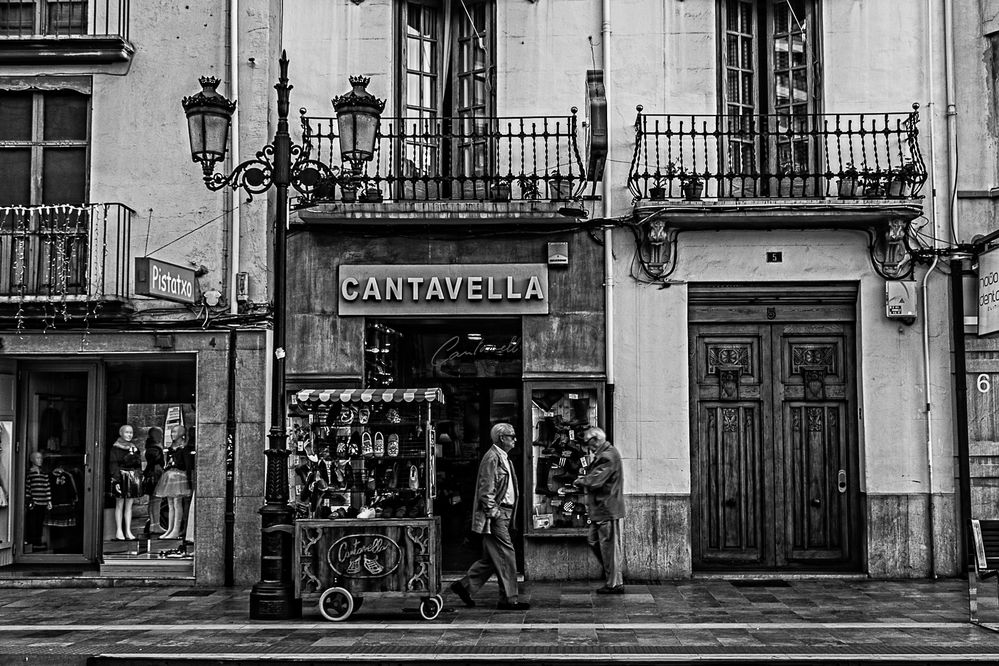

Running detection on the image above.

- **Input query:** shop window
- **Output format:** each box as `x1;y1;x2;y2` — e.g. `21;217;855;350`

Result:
720;0;821;180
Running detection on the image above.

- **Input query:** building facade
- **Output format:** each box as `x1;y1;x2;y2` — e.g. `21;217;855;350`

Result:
1;0;983;589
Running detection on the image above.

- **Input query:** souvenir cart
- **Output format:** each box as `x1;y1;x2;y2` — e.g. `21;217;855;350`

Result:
289;388;443;621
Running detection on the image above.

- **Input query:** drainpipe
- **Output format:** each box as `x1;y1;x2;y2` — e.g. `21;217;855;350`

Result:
228;0;242;315
921;255;939;578
601;0;615;440
225;329;238;586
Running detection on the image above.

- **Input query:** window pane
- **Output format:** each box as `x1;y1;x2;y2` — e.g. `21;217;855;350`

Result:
0;93;33;141
407;73;422;109
44;93;88;141
0;2;34;35
47;1;86;35
407;37;421;71
0;149;31;206
42;148;87;204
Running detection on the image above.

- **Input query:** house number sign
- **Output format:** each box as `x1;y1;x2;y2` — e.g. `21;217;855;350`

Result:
338;264;550;315
328;534;402;578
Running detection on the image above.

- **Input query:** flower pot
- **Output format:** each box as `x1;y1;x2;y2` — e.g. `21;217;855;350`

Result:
838;176;862;199
359;186;383;203
649;186;667;201
492;183;511;201
886;178;913;198
340;187;357;203
550;179;573;202
681;180;704;201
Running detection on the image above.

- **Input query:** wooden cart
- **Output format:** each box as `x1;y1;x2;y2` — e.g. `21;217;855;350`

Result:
290;388;443;621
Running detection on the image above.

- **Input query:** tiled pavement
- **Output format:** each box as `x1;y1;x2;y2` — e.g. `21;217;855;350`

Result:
0;578;997;664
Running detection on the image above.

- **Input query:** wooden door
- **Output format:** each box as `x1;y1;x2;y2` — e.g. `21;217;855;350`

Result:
691;321;857;569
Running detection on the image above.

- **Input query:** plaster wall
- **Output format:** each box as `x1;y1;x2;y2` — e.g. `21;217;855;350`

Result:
612;228;956;499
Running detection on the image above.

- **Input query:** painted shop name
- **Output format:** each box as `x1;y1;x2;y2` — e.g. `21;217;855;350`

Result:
341;275;544;303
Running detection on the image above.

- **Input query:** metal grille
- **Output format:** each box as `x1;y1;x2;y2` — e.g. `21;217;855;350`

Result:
0;0;129;38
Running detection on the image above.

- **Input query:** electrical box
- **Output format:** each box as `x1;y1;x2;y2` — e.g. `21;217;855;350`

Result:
236;272;249;302
547;242;569;266
885;280;917;321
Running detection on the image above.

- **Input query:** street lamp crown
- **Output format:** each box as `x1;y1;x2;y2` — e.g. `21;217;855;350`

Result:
182;76;237;114
332;75;386;114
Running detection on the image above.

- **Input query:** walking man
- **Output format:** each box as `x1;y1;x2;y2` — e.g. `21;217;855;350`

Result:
450;422;530;610
574;426;625;594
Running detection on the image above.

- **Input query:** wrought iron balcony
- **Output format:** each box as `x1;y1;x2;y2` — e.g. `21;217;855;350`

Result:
0;0;132;64
628;105;927;203
0;203;132;305
296;109;585;206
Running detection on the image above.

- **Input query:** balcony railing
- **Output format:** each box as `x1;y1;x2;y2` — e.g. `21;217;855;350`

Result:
628;105;927;202
0;203;132;302
297;110;586;205
0;0;129;39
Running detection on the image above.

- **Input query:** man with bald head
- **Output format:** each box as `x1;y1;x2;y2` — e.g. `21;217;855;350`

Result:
574;426;625;594
450;422;529;611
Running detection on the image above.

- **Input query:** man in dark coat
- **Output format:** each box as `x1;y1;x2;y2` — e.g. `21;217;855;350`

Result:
449;422;530;610
574;426;625;594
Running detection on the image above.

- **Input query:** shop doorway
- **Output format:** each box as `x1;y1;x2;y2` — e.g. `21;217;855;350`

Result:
689;293;860;570
366;319;523;573
16;365;100;563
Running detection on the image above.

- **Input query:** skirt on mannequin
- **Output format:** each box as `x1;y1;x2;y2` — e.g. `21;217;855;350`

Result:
155;468;191;498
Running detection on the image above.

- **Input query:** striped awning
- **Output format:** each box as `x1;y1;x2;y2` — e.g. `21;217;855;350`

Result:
293;388;445;407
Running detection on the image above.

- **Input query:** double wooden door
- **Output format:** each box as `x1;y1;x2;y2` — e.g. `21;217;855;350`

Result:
690;321;859;569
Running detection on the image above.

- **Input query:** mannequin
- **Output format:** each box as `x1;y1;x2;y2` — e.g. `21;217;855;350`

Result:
155;425;192;539
25;451;51;549
109;425;142;540
142;426;165;535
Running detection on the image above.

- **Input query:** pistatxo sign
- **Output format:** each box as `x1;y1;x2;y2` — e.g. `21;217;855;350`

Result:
135;257;198;305
338;264;550;315
980;250;999;335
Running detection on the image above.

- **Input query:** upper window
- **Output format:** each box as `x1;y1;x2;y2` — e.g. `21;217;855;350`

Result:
0;89;89;206
0;1;87;37
720;0;821;178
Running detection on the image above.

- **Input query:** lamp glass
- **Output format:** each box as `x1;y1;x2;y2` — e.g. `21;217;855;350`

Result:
337;111;378;163
187;107;231;165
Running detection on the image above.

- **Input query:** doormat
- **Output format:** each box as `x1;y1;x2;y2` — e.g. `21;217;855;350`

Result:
169;589;215;597
729;579;791;587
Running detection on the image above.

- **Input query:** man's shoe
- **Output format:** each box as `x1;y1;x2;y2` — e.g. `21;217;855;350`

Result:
450;580;475;608
497;601;531;610
595;585;625;595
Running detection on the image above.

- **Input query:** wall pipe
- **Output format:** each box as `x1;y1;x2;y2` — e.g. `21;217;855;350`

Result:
921;255;939;578
601;0;615;440
228;0;241;315
224;328;237;586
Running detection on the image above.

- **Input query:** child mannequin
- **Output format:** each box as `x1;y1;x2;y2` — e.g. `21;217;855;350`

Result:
155;425;192;539
109;424;142;540
25;451;51;549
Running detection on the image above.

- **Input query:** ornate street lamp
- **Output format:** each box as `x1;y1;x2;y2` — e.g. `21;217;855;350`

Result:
182;52;382;620
332;75;385;176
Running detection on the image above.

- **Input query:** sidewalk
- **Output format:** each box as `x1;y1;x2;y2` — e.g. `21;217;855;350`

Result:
0;577;997;664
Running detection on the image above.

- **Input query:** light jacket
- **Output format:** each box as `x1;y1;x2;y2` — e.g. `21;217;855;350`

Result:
471;445;518;534
575;440;624;521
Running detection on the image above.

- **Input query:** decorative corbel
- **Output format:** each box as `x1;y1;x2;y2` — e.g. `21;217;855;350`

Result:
634;215;680;281
869;217;915;280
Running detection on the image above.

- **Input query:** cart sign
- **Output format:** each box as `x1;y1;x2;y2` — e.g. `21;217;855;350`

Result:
328;534;401;578
135;258;198;305
980;250;999;335
338;264;549;315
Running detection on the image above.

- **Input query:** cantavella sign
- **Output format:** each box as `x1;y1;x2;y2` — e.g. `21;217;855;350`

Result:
135;257;198;305
979;250;999;335
338;264;550;315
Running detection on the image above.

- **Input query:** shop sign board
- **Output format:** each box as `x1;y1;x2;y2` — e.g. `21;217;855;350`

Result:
980;249;999;335
135;257;198;305
327;534;401;578
338;264;550;315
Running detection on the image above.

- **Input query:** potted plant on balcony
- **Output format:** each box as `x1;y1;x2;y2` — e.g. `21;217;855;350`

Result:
359;181;383;203
492;178;512;201
517;175;543;201
549;171;574;202
680;171;704;201
340;181;358;203
886;160;919;198
837;162;863;199
649;162;677;201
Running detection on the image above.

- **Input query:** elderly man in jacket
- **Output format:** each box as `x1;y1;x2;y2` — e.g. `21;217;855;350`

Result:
574;425;625;594
450;422;530;611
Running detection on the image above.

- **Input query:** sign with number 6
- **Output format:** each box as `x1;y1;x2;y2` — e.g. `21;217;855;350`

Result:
978;373;991;394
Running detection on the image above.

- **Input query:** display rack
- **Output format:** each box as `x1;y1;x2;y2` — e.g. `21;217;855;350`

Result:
290;387;443;621
524;382;603;537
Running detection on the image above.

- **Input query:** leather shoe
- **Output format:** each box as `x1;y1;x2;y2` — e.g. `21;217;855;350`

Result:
497;601;531;610
595;585;625;595
450;580;475;607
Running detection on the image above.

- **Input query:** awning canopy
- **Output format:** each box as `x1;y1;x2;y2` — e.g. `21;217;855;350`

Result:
293;388;445;407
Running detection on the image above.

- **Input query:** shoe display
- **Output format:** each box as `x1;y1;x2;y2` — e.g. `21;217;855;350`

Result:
497;601;531;610
450;580;475;607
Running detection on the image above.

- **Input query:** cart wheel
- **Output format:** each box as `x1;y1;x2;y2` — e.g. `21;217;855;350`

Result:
318;587;354;622
419;595;443;621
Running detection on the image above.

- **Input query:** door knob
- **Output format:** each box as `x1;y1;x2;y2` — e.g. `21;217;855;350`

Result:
810;498;821;506
837;469;847;493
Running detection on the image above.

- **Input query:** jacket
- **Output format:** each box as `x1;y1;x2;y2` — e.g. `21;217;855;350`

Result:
471;445;518;535
575;440;624;521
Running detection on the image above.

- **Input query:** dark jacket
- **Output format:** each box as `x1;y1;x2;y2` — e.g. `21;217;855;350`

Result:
471;445;518;535
575;440;624;521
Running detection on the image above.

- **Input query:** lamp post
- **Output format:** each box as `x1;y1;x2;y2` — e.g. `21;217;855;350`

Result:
182;52;383;620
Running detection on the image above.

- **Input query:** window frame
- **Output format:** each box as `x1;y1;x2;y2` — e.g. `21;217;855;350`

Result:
0;84;91;206
0;0;88;37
